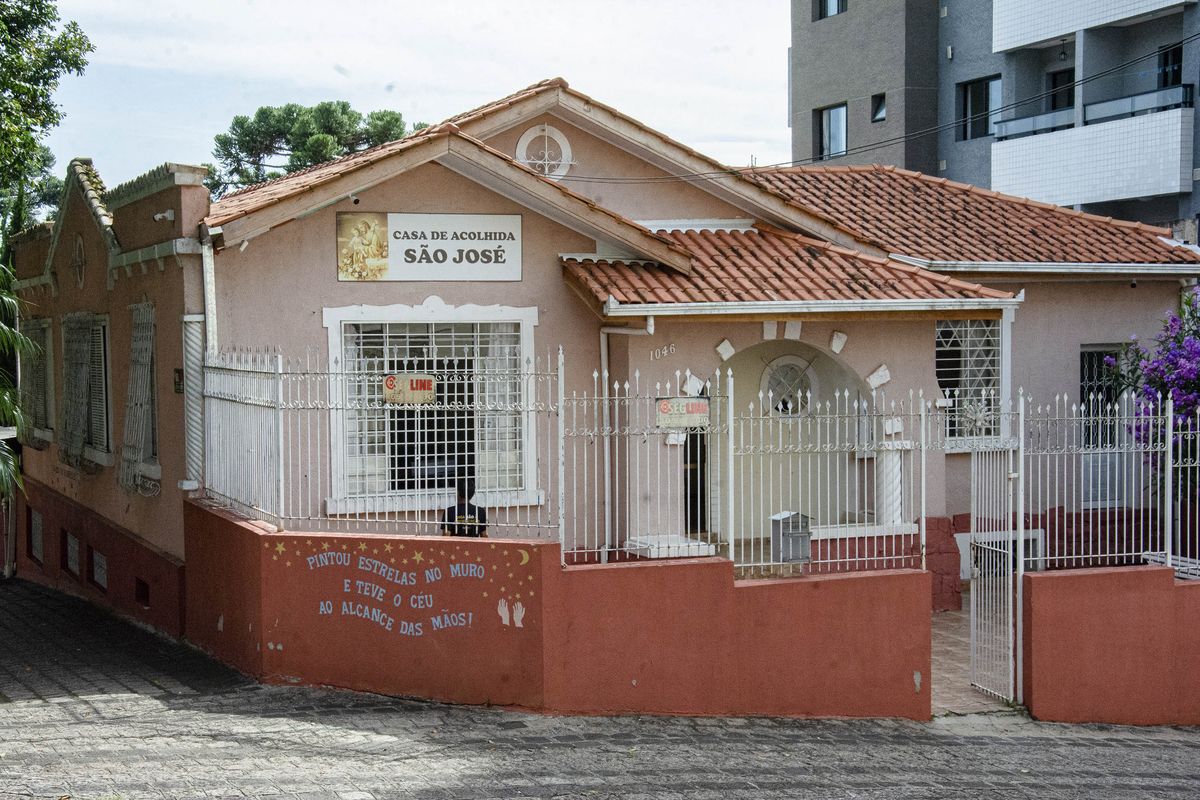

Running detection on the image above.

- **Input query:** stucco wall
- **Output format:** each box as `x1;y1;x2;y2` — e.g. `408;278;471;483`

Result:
483;114;746;222
1022;565;1200;725
18;182;196;560
184;499;932;719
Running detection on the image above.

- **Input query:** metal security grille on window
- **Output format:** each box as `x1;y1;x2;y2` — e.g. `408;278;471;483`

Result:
19;324;49;431
765;362;811;415
119;303;158;493
342;322;523;500
936;319;1000;438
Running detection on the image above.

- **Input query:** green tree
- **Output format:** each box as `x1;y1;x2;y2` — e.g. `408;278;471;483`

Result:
0;0;92;504
205;101;428;197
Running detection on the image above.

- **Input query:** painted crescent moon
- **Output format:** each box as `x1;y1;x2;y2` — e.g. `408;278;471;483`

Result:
518;549;530;566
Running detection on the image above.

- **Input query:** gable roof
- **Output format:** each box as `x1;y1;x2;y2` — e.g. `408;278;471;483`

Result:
745;164;1200;269
398;78;882;253
205;126;695;272
564;225;1014;317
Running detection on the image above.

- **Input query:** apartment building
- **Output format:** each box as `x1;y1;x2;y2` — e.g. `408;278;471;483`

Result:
790;1;1200;238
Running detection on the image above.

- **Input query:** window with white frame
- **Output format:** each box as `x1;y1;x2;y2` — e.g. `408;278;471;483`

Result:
119;303;158;492
339;320;526;505
19;319;53;443
935;319;1001;438
60;313;110;467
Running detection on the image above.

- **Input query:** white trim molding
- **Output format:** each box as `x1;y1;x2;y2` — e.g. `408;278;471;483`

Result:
891;253;1200;276
321;295;542;515
602;295;1021;317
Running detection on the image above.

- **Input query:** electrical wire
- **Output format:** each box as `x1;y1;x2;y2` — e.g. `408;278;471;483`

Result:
548;30;1200;185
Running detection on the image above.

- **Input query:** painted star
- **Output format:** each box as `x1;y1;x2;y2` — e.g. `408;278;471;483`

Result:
412;551;425;565
384;543;393;553
482;591;488;598
274;543;287;555
306;539;313;546
272;555;278;561
358;542;368;552
322;542;330;551
372;548;378;555
262;542;270;550
389;558;396;565
286;561;291;567
341;544;347;551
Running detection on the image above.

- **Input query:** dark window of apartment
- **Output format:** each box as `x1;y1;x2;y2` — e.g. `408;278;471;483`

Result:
871;93;887;122
1080;346;1121;448
815;0;847;20
960;75;1002;140
1048;68;1075;111
816;103;847;159
1158;42;1183;88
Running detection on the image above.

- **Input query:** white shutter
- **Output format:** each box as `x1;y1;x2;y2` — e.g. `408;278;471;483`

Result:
119;303;156;491
87;321;109;452
59;314;93;467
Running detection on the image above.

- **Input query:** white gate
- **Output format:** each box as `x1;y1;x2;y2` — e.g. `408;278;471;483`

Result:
968;435;1021;703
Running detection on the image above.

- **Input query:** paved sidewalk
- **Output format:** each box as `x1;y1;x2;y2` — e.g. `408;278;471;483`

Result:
2;578;1199;800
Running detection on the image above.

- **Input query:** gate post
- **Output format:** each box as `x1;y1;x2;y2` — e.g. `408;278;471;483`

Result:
557;347;566;564
1015;392;1026;705
726;369;735;563
1165;392;1174;568
919;394;927;572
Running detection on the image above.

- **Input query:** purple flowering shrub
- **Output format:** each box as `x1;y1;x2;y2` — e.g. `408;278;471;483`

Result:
1105;289;1200;420
1106;290;1200;518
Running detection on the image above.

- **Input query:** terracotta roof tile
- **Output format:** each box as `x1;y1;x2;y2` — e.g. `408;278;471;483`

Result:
564;225;1012;308
745;164;1200;266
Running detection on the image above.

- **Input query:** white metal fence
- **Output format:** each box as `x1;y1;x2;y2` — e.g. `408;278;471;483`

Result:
203;349;1200;580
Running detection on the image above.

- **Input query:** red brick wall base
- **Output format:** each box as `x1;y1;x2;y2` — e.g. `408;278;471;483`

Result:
14;478;186;636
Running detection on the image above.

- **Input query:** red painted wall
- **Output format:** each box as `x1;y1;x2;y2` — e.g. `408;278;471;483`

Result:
15;478;185;635
184;500;932;719
542;560;930;718
1023;566;1200;726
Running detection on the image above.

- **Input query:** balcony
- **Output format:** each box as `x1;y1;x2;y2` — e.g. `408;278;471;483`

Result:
995;85;1193;140
993;0;1193;53
991;90;1193;207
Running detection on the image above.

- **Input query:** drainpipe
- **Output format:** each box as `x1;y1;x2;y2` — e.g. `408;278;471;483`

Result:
598;315;655;563
200;228;220;358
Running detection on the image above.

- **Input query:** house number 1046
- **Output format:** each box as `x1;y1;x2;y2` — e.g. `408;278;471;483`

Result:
649;343;676;361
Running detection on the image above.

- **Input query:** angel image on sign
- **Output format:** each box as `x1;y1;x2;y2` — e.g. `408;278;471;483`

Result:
337;212;389;280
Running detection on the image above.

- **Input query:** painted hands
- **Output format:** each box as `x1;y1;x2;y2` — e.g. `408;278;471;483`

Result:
497;598;510;626
512;601;525;628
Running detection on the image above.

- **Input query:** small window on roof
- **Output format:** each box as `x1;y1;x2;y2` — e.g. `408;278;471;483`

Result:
871;93;887;122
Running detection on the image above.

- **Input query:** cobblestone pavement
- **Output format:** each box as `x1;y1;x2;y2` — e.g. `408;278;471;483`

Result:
2;579;1199;800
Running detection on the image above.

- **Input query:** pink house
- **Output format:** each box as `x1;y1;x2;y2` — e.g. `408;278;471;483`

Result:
5;79;1199;723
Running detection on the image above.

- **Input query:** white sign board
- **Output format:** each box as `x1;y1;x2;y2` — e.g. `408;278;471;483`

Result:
383;374;437;405
337;212;521;281
656;396;711;429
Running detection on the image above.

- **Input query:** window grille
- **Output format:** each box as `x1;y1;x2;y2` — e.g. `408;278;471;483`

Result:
19;321;51;435
60;313;109;467
936;319;1001;438
341;322;524;500
119;303;157;492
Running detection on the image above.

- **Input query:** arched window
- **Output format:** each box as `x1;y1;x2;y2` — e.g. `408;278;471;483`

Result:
761;355;817;415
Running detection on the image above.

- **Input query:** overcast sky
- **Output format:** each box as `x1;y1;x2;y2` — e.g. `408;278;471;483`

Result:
45;1;792;188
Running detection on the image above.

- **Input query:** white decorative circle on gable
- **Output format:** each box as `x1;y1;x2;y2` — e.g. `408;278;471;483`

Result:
516;124;572;180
